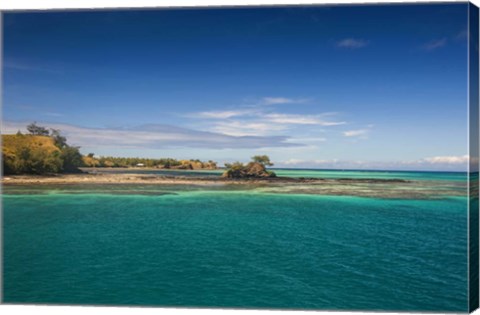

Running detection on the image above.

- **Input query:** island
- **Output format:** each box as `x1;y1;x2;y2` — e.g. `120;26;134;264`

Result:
2;123;465;200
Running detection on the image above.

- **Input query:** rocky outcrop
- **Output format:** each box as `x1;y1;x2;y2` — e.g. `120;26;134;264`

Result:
221;162;276;179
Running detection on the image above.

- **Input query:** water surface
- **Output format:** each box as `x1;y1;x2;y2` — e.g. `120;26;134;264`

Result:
2;169;469;311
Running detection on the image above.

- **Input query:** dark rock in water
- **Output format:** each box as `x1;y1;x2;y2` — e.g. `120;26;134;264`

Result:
222;162;276;179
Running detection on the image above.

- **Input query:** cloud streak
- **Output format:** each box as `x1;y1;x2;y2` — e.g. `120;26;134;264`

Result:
196;109;256;119
4;59;62;74
43;112;64;117
422;155;468;164
343;129;369;137
189;100;345;137
279;154;469;171
266;113;345;126
211;121;288;137
422;38;447;51
1;121;304;150
336;38;368;49
262;97;308;105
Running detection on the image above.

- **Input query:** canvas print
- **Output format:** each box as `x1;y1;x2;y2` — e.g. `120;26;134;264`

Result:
1;2;479;312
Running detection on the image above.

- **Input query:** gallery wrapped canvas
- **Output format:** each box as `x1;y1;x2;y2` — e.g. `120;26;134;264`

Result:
1;1;479;313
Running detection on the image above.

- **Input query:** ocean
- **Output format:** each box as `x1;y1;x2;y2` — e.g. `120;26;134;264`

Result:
2;169;469;311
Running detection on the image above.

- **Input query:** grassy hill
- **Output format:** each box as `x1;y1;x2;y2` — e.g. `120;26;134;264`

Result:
2;134;63;174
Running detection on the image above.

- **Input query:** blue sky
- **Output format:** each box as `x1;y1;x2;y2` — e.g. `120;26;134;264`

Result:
2;3;471;170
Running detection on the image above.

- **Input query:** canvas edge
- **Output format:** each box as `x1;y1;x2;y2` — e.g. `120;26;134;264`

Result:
0;9;5;306
468;1;480;313
0;2;477;313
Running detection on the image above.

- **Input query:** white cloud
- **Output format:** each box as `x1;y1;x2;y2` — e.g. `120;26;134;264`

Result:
265;113;345;126
262;97;308;105
423;155;469;164
343;129;368;137
422;38;447;51
336;38;368;49
211;121;287;137
190;104;346;139
283;158;306;165
283;158;335;166
285;137;326;143
196;110;254;119
278;156;468;171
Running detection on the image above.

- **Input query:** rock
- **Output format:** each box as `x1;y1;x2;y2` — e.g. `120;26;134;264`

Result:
221;169;242;178
221;162;276;179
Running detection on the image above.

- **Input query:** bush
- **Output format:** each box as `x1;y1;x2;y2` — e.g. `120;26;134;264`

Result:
61;146;84;172
2;127;83;175
2;135;63;175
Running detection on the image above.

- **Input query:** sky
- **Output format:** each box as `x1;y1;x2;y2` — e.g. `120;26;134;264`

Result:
1;3;471;171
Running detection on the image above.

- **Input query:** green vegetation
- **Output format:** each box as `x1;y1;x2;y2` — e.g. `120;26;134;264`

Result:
83;156;217;170
222;156;276;178
26;122;50;136
60;146;84;172
251;155;274;167
3;123;83;175
224;161;245;171
3;135;62;174
2;123;219;175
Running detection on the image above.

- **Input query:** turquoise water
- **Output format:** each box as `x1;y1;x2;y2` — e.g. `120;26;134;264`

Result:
2;170;469;311
273;169;467;181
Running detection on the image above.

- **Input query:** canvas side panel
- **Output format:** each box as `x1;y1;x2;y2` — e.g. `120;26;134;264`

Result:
0;11;4;305
469;2;480;313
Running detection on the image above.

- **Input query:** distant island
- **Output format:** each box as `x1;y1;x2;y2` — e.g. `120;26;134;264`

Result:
2;123;439;200
2;123;276;179
82;155;218;171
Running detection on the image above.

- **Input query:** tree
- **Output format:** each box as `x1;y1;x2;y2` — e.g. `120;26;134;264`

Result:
251;155;273;167
61;146;84;172
50;128;67;148
27;148;62;174
3;150;17;174
27;122;50;136
222;160;275;178
224;161;245;170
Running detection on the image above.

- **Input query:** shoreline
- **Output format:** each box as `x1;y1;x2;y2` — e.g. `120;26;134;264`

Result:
1;173;467;199
1;172;411;186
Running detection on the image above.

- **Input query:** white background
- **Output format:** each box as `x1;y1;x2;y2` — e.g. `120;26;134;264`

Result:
0;0;479;315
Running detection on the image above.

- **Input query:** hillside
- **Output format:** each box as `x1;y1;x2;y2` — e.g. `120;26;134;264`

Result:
2;134;63;174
